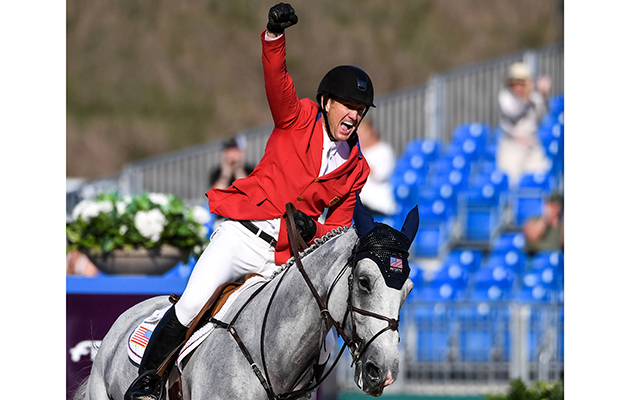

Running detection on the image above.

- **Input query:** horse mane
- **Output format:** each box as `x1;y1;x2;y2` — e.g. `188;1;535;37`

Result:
269;225;352;280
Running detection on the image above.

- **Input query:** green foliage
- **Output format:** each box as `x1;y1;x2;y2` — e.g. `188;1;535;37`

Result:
486;379;563;400
66;191;210;258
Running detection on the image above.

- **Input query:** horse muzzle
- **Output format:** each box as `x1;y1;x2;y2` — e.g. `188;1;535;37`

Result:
354;357;398;397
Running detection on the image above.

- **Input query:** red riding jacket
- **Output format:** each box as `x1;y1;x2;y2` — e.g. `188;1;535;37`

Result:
206;32;370;264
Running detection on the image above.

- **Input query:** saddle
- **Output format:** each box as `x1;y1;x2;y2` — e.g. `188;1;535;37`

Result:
169;273;262;334
129;273;262;400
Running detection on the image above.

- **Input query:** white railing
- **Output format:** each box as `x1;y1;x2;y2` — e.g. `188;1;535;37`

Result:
68;43;563;215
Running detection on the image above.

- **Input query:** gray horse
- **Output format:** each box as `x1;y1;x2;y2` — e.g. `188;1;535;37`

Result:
75;206;418;399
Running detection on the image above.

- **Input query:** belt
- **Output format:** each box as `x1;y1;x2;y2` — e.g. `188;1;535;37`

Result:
238;220;277;248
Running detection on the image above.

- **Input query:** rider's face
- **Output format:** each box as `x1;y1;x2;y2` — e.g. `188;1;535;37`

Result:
323;97;366;142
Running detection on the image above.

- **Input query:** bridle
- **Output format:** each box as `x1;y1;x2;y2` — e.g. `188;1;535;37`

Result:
210;204;403;400
283;204;401;381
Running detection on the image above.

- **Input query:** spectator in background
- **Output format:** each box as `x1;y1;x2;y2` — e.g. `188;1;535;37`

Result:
523;192;563;253
497;62;552;188
66;250;99;276
209;137;255;190
357;118;397;216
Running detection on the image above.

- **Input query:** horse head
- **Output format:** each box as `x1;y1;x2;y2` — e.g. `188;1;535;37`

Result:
344;195;419;396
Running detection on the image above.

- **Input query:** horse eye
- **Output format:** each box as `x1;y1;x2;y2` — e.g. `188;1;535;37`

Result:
358;276;371;292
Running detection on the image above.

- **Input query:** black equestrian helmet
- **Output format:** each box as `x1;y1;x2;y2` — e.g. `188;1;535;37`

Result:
317;65;376;109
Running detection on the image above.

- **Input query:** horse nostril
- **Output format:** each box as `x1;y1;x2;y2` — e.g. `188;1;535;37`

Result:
365;361;380;383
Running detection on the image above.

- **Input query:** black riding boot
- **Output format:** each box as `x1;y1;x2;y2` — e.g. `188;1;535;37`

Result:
124;306;188;400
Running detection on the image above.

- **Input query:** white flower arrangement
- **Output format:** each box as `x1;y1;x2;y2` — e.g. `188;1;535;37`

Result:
134;209;167;242
67;191;211;257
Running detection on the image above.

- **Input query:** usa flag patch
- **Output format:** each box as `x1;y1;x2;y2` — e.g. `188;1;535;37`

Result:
390;256;403;272
131;326;152;347
127;307;169;365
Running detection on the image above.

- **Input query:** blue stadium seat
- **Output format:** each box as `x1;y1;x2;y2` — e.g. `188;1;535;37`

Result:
492;232;526;252
391;168;424;209
411;186;457;257
458;303;492;362
430;154;472;184
460;170;509;241
420;263;468;301
457;303;511;362
412;219;451;258
459;184;503;242
446;138;482;162
394;151;430;176
517;271;555;303
472;169;510;195
414;303;456;362
432;263;470;290
518;171;556;192
443;248;483;273
537;121;564;180
530;250;564;273
538;122;564;149
547;94;564;120
511;172;554;227
513;196;544;227
403;139;441;163
485;249;527;274
529;250;564;290
451;122;491;148
471;264;516;301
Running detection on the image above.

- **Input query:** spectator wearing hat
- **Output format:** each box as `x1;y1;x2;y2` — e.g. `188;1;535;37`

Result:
209;137;256;190
523;192;564;253
497;62;553;188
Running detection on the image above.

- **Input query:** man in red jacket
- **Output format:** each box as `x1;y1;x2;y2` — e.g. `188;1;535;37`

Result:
126;4;374;399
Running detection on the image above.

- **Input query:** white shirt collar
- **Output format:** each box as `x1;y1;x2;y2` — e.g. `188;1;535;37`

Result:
319;125;350;176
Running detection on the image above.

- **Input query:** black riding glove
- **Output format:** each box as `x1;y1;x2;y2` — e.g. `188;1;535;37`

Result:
293;210;317;243
267;3;298;34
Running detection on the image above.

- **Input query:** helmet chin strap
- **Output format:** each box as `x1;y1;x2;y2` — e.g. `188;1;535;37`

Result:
319;95;337;142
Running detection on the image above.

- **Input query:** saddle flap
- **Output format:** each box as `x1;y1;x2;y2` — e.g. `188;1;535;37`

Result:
128;307;169;366
127;274;267;369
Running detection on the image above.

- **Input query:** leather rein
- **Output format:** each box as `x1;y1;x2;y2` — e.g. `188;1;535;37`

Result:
209;204;400;400
282;204;401;391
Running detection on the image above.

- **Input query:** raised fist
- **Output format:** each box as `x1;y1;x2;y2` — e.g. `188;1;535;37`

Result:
267;3;298;34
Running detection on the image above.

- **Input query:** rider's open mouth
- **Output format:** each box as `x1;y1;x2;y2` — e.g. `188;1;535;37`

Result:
341;121;354;130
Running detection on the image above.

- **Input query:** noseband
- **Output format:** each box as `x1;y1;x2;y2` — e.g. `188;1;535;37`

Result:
285;204;401;368
213;206;404;400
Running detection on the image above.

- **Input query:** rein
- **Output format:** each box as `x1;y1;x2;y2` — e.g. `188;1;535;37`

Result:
210;203;400;400
284;204;400;374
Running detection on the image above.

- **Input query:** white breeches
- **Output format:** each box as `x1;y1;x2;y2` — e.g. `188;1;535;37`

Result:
174;220;278;326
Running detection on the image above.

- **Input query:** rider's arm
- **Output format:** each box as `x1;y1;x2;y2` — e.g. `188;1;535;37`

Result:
261;31;303;131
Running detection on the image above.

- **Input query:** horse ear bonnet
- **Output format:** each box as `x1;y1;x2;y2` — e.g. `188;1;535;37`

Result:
354;223;412;290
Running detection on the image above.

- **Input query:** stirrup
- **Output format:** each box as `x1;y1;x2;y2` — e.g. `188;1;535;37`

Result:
124;369;166;400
